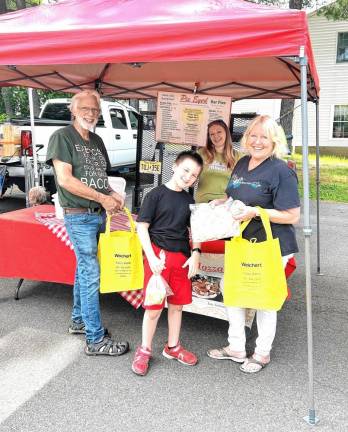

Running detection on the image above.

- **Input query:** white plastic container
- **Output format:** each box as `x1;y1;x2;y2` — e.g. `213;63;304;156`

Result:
108;176;126;198
52;193;64;219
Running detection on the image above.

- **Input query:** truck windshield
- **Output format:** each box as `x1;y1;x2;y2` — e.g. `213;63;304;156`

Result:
41;104;72;121
41;103;104;126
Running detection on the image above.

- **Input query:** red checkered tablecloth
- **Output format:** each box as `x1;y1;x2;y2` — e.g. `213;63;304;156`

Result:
35;212;143;309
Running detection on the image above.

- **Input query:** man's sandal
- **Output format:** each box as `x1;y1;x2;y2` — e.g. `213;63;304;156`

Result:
85;336;129;356
207;346;246;363
240;354;270;373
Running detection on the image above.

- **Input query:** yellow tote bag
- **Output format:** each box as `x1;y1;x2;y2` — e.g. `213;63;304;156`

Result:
98;207;144;293
223;207;287;311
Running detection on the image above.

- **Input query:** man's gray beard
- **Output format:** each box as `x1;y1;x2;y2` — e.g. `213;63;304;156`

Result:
76;116;97;131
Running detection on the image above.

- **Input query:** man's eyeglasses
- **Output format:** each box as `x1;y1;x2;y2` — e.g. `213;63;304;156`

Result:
77;107;100;116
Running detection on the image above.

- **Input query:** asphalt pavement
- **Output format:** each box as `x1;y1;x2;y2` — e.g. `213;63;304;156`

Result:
0;193;347;432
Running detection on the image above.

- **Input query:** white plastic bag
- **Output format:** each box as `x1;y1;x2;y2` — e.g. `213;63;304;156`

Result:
143;274;171;306
143;250;174;306
190;199;245;243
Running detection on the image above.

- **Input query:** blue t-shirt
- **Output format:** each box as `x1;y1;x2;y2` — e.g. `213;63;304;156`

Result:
225;156;300;255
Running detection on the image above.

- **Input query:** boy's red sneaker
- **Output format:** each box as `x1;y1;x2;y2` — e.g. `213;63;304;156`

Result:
162;343;198;366
131;346;152;376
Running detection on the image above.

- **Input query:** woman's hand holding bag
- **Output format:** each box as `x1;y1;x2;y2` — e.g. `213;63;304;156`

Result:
223;207;287;311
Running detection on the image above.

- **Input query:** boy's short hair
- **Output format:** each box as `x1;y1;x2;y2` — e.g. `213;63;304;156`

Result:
175;150;204;169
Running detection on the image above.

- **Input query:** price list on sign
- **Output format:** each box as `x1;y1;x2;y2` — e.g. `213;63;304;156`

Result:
155;92;232;147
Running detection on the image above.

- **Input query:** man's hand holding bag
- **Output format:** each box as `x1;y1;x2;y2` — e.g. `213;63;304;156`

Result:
98;207;144;293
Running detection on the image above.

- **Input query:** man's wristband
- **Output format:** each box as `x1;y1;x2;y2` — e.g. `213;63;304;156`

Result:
192;247;201;254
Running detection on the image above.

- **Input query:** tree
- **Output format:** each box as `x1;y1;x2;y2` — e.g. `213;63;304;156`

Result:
0;1;36;117
319;0;348;20
0;2;8;13
0;0;59;118
250;0;312;9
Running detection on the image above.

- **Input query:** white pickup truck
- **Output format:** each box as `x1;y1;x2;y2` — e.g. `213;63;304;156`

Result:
0;98;139;195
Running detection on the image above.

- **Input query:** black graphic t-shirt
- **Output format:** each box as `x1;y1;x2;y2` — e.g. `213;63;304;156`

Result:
225;156;300;255
137;184;194;257
46;125;111;208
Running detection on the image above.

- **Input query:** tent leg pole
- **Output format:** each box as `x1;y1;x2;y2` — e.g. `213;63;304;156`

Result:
133;114;143;213
300;53;319;426
315;101;323;276
303;236;319;426
27;88;39;200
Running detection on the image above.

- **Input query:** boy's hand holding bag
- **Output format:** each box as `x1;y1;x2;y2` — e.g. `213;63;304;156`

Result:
98;207;144;293
223;207;287;311
143;250;174;306
143;274;171;306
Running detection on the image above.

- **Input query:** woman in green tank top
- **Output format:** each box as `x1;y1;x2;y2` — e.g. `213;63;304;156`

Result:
196;119;238;203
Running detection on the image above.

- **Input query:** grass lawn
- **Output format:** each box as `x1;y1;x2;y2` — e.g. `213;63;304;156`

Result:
289;154;348;203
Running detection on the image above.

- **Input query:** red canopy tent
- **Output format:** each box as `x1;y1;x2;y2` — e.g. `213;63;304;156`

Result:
0;0;319;100
0;0;319;425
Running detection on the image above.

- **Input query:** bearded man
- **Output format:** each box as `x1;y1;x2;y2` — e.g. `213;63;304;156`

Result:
46;90;129;357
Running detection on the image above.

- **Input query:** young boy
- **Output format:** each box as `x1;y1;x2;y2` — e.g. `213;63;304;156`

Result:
132;150;203;376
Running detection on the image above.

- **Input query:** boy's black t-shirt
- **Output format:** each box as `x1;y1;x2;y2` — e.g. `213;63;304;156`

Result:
137;184;194;257
225;156;300;256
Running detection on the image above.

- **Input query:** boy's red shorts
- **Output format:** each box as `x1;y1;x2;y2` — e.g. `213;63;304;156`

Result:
142;244;192;310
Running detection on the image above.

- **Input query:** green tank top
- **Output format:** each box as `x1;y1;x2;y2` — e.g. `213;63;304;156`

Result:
195;151;233;203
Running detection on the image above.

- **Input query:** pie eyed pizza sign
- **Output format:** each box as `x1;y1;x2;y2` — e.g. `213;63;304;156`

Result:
155;91;232;146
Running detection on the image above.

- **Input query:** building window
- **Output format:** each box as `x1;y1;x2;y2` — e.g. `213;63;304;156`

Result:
337;32;348;63
332;105;348;138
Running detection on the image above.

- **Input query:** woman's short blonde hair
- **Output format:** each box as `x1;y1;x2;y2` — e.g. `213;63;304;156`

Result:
240;115;288;158
69;89;101;111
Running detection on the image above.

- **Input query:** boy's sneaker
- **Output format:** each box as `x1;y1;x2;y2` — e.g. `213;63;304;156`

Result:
131;346;152;376
162;343;198;366
68;321;85;334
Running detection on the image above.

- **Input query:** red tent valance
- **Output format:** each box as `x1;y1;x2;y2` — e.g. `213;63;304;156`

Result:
0;0;319;99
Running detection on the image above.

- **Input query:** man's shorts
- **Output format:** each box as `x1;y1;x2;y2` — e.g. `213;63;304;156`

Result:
142;243;192;310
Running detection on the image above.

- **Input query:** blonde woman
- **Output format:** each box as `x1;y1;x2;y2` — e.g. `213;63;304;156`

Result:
196;119;238;203
207;115;300;373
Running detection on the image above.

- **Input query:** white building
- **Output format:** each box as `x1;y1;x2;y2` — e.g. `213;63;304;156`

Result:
232;99;281;119
292;10;348;152
232;8;348;153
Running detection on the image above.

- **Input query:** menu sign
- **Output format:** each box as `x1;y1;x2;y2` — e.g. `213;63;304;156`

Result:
155;92;232;147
